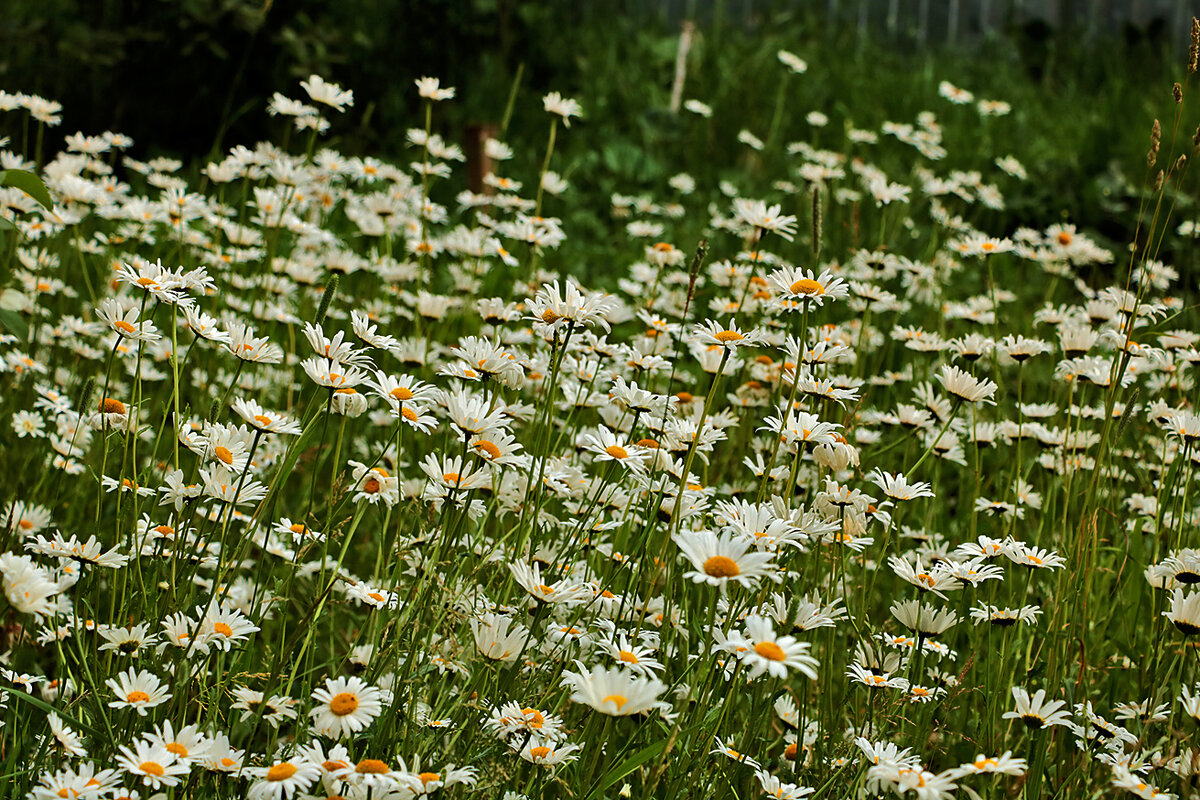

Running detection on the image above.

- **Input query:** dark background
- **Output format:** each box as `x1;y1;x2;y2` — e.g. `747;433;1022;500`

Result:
0;0;1185;160
0;0;1192;258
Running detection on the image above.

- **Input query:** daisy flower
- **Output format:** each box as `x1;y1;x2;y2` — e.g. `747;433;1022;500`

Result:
347;461;399;506
415;76;456;101
247;757;322;800
300;74;354;111
560;662;666;716
419;454;491;498
674;529;777;589
486;701;567;741
370;370;436;410
890;600;959;638
515;738;581;767
116;741;190;788
143;720;212;765
232;399;303;435
310;675;384;738
1163;588;1200;636
693;319;766;350
600;633;666;676
543;92;583;126
711;736;761;768
96;298;160;342
846;663;910;691
508;561;589;607
526;280;614;331
225;323;284;364
579;426;648;473
733;198;798;242
766;266;848;307
114;259;184;303
868;469;935;501
470;613;530;663
755;768;815;800
106;668;172;715
1004;544;1066;571
937;364;998;405
735;615;819;680
1002;687;1073;729
969;605;1041;627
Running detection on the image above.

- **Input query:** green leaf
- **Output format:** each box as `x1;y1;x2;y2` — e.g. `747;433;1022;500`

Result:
0;686;99;736
0;308;27;341
586;735;670;799
2;169;54;212
0;216;15;231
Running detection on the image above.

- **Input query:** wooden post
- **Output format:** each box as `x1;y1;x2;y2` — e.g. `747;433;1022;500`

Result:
669;21;695;114
464;123;496;194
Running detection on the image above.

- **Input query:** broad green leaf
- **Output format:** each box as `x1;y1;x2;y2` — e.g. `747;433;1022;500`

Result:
0;686;99;736
3;169;54;211
0;308;28;341
587;736;670;799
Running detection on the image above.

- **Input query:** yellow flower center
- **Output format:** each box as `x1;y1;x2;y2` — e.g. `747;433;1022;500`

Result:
253;414;272;427
602;693;629;709
419;772;439;785
542;309;561;323
363;478;381;494
213;622;234;637
165;743;189;758
267;763;297;781
100;398;126;414
618;649;640;664
605;445;629;460
356;759;389;774
473;440;502;459
530;746;552;759
713;330;744;343
754;641;786;661
139;761;165;777
114;320;137;334
390;387;414;401
329;692;359;716
703;555;741;578
214;446;233;465
790;278;823;295
126;691;150;703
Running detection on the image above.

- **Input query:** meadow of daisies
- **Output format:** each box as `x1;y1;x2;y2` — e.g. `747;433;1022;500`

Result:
1;25;1200;800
